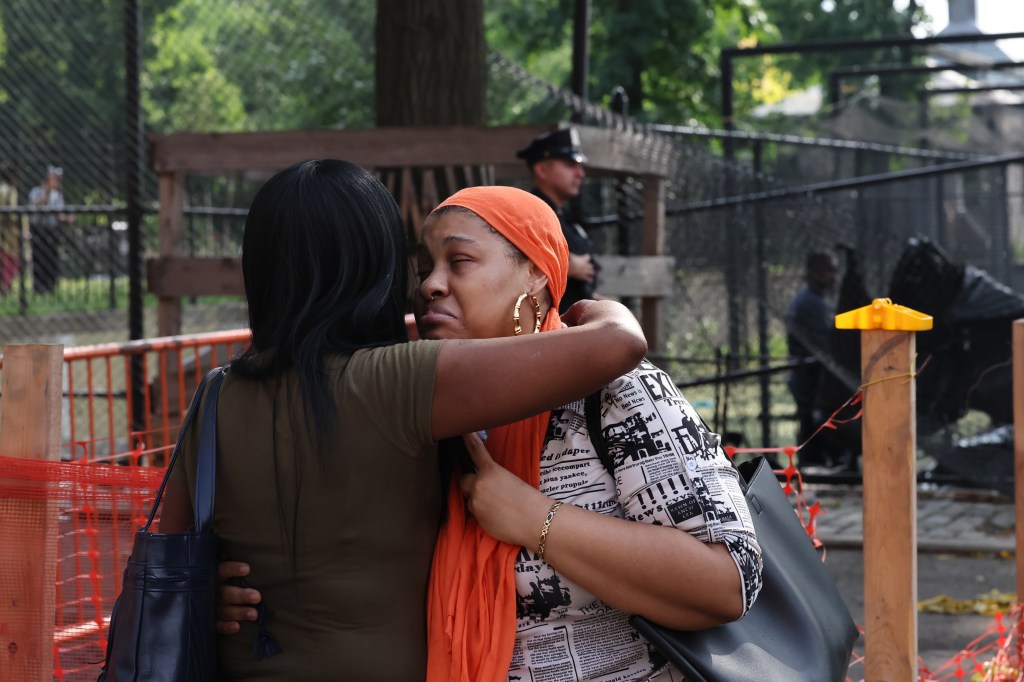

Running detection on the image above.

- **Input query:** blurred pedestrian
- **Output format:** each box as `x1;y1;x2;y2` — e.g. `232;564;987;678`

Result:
786;249;840;468
28;165;71;294
0;164;25;295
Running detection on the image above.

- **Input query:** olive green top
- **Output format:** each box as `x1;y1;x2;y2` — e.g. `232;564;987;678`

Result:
171;339;444;680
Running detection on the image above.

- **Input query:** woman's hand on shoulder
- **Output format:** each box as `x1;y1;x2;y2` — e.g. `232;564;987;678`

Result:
431;299;645;441
561;300;646;350
459;432;551;549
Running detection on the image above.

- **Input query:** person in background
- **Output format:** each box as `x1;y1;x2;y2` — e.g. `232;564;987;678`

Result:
517;126;598;312
0;164;26;295
28;165;71;295
785;249;840;469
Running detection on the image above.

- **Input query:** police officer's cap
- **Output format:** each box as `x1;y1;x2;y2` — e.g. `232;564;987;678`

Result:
516;127;588;166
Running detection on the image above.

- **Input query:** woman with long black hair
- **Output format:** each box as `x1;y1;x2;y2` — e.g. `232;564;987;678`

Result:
159;159;646;680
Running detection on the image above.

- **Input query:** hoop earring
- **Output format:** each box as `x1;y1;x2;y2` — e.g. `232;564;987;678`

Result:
513;292;542;335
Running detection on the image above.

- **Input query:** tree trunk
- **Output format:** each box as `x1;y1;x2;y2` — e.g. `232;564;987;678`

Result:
375;0;486;126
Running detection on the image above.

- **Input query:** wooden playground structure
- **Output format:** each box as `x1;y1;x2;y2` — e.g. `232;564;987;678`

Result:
147;123;678;348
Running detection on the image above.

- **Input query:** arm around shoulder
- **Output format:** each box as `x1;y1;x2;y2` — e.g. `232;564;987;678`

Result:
432;300;646;440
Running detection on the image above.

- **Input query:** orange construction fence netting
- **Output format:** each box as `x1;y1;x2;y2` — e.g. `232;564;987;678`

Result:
0;329;249;681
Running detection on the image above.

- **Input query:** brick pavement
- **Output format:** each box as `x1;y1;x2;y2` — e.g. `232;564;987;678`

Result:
805;484;1016;554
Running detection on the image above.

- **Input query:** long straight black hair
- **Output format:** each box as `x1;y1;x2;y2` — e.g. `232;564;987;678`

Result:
233;159;409;452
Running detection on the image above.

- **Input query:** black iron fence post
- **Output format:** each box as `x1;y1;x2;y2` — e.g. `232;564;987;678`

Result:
571;0;590;124
17;219;27;316
753;140;771;448
611;86;635;311
124;0;145;431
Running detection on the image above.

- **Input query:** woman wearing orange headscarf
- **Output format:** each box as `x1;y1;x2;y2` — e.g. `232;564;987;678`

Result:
217;185;761;681
417;187;762;682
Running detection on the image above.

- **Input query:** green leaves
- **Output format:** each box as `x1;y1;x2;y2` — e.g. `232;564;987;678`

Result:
143;0;375;133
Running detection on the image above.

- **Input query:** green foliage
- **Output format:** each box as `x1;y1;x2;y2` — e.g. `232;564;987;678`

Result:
750;0;929;104
486;0;778;126
143;0;375;133
0;5;7;105
0;0;128;201
485;0;936;126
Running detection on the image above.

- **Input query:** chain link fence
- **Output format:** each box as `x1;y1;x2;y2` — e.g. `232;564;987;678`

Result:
2;1;1023;453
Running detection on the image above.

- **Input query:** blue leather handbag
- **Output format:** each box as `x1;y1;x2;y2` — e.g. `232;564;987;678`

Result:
97;367;225;682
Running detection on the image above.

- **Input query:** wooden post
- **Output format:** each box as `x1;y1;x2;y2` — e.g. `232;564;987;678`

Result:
1014;319;1024;601
861;330;918;681
640;175;665;351
836;299;931;682
157;172;185;336
0;344;63;682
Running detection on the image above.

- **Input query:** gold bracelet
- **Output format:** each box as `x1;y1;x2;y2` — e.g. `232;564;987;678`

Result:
537;501;563;560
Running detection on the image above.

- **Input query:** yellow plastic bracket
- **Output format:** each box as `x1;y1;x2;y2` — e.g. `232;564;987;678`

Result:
834;298;933;331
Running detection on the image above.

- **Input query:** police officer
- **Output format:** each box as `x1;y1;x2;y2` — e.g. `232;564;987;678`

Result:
516;127;598;312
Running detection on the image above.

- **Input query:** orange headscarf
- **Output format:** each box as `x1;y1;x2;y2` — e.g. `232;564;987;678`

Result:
426;186;568;682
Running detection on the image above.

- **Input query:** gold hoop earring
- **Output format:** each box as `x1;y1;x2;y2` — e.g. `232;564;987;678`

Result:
513;292;542;335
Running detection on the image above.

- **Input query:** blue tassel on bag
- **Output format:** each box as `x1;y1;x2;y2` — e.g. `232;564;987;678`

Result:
226;574;282;661
251;600;282;661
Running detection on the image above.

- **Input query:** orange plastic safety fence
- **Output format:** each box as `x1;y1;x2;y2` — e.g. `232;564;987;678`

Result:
0;452;165;681
0;329;249;680
56;329;250;465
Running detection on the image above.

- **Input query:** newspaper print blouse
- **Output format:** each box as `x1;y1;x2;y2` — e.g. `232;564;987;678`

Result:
509;360;763;682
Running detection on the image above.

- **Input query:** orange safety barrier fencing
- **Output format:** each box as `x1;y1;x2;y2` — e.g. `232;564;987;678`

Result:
0;329;249;681
0;452;164;681
55;329;250;465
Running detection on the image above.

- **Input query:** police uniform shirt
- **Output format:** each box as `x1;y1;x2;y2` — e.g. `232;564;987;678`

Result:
530;187;595;312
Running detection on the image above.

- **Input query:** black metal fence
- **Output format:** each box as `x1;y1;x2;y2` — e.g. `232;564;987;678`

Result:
2;2;1023;467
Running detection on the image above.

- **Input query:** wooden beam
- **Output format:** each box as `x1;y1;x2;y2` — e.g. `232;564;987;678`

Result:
640;176;667;351
0;344;63;682
147;257;244;298
1014;319;1024;601
861;330;918;682
149;125;675;178
146;254;676;302
150;125;550;174
157;173;186;336
598;256;675;297
576;126;678;178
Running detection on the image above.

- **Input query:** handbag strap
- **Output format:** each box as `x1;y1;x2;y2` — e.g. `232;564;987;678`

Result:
192;367;225;533
584;390;616;475
143;366;226;532
586;386;755;491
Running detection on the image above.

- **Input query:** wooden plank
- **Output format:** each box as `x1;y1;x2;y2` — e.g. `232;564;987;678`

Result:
147;257;244;297
418;170;439;241
399;167;422;233
149;124;675;177
641;176;666;256
148;254;675;309
0;344;63;682
598;256;675;297
640;176;667;351
1014;319;1024;601
577;126;677;178
443;166;458;198
861;330;918;682
150;125;550;174
157;173;186;337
